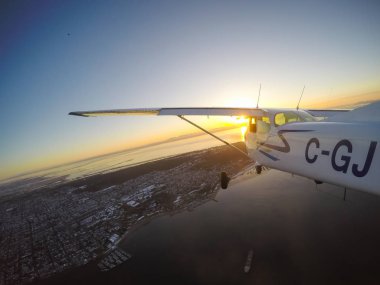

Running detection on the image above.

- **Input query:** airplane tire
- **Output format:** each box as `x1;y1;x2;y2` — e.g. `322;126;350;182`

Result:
256;165;262;174
221;172;230;189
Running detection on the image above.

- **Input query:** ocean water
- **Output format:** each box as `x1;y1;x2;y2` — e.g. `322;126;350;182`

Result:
36;170;380;285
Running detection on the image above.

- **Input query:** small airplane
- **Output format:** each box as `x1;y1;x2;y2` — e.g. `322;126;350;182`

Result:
69;101;380;196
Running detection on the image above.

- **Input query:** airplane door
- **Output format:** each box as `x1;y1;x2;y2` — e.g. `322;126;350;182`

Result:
246;116;271;150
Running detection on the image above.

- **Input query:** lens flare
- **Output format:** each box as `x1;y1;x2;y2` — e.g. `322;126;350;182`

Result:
241;126;247;141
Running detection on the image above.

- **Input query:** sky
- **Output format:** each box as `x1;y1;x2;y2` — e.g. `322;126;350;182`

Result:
1;0;379;180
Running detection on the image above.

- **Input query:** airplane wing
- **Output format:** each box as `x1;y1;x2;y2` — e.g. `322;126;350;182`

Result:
69;107;266;117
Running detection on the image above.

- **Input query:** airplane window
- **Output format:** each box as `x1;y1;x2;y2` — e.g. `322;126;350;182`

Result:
262;116;270;124
275;112;301;126
275;113;286;126
249;118;257;133
249;117;270;133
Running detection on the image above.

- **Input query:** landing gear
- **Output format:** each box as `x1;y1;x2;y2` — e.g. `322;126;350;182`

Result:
255;165;262;174
221;172;230;189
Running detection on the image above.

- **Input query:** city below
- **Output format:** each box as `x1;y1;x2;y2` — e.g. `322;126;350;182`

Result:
0;143;250;284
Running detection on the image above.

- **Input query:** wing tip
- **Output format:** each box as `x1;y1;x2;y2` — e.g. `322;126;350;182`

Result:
68;112;89;117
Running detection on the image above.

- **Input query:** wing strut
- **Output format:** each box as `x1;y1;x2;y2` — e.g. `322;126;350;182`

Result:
177;115;251;160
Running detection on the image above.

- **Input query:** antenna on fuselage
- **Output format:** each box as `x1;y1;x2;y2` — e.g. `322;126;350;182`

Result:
256;83;262;108
296;85;306;110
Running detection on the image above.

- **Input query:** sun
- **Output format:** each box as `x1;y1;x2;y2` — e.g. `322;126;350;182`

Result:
226;116;248;124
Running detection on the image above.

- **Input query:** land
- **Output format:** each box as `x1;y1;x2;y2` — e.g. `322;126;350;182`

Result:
0;143;250;285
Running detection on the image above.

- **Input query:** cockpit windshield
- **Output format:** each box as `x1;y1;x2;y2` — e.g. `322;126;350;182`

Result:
274;111;316;126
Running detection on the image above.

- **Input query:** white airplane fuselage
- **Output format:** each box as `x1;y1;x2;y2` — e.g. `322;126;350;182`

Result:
245;110;380;195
